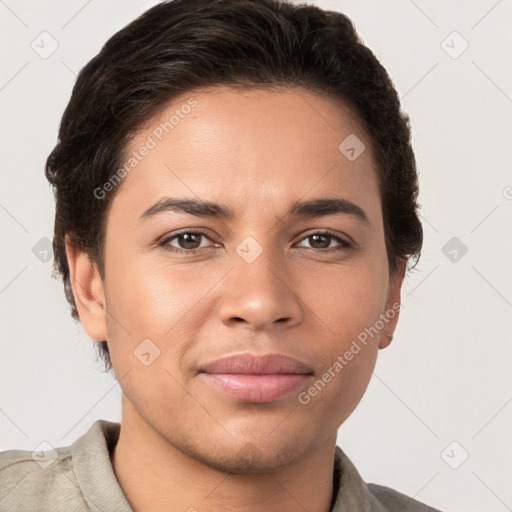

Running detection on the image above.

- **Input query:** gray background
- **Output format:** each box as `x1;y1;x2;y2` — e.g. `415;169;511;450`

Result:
1;1;511;511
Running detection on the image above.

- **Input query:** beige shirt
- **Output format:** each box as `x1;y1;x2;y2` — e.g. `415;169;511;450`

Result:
0;420;442;511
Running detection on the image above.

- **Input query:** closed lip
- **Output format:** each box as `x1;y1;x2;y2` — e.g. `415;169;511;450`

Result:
199;352;314;375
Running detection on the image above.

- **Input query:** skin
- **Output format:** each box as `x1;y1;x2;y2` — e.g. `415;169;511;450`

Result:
66;86;406;512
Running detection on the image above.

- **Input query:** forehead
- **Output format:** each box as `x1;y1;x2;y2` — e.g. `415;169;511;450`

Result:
112;86;380;221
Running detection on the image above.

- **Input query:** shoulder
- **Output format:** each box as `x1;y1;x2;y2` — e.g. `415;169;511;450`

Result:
0;441;88;511
368;483;444;512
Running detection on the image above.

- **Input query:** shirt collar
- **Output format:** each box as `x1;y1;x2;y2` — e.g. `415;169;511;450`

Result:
331;445;385;511
72;420;132;512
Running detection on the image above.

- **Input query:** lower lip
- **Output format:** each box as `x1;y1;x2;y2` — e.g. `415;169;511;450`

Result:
200;373;311;403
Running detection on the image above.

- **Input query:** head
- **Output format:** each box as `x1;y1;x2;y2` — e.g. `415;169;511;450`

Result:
46;0;422;470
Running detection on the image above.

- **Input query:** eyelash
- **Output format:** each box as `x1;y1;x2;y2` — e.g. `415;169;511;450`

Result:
158;229;353;254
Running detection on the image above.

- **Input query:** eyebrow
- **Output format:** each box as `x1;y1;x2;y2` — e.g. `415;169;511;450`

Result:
139;197;369;224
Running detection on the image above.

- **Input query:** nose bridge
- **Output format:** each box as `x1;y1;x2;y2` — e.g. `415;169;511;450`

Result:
219;239;303;330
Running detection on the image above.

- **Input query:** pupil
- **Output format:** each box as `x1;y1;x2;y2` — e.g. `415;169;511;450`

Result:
311;234;329;249
180;233;199;249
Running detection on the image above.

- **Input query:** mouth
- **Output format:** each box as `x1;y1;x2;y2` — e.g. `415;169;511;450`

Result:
198;352;314;403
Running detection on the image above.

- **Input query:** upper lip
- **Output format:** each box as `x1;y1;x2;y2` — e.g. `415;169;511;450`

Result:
199;353;314;375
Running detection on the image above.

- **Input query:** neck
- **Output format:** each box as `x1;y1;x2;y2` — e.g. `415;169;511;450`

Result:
111;401;337;512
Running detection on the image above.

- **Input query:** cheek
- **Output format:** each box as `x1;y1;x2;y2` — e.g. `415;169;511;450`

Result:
104;253;186;325
300;259;388;345
104;255;231;354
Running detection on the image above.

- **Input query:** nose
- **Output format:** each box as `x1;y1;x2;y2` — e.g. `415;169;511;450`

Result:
218;251;304;331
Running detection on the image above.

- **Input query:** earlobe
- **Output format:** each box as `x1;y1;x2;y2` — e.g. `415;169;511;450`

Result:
378;259;407;350
379;332;393;350
65;235;108;341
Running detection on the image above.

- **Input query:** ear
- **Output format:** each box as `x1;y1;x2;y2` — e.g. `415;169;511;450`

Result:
65;235;108;342
378;259;407;350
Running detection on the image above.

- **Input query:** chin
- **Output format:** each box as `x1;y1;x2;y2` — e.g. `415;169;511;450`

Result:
182;436;309;474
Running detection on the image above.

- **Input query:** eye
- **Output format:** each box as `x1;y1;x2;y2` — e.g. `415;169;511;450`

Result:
295;230;352;251
159;230;217;253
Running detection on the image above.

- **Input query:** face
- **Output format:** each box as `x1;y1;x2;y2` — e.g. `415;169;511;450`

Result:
71;86;404;472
